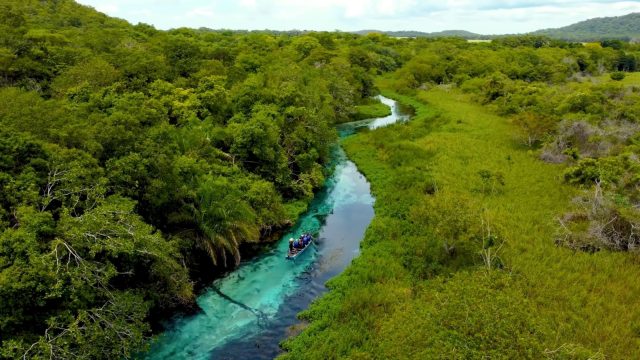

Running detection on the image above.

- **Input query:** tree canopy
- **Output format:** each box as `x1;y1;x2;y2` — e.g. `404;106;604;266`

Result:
0;0;399;357
1;0;640;358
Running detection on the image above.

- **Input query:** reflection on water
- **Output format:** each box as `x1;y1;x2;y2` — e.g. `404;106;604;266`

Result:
144;96;410;360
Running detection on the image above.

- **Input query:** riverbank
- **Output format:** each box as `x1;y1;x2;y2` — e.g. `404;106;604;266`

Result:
280;86;640;358
333;96;393;124
142;96;412;359
350;102;392;121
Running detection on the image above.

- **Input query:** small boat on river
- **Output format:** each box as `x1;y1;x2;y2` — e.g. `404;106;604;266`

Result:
286;233;314;260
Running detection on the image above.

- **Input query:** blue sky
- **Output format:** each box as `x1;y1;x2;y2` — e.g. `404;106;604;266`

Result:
76;0;640;34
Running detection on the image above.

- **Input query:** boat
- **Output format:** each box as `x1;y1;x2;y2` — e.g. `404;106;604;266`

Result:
286;233;314;260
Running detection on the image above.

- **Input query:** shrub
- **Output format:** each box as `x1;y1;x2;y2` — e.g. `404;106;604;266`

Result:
610;71;626;81
477;169;506;195
408;192;482;266
557;183;640;252
512;112;556;148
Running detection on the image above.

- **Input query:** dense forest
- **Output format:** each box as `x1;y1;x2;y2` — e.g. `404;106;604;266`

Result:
1;0;640;359
0;0;401;358
354;29;490;40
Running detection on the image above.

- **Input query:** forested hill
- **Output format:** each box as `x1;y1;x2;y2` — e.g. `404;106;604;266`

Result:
357;13;640;42
353;29;488;39
0;0;402;358
533;12;640;42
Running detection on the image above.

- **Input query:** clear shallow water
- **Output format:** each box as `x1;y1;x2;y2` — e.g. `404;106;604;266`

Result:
144;96;409;360
337;95;411;136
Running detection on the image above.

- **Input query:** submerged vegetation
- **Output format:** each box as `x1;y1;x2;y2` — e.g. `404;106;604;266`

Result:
1;0;640;358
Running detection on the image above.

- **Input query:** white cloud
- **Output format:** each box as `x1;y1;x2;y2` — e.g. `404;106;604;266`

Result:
376;0;399;15
92;3;119;14
240;0;258;10
343;0;368;18
187;6;215;18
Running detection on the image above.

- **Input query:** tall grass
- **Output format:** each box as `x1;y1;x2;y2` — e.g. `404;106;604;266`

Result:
280;83;640;359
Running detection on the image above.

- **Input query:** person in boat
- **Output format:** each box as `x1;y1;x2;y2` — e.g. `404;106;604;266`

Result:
289;238;295;252
303;234;311;246
293;237;302;250
300;235;308;248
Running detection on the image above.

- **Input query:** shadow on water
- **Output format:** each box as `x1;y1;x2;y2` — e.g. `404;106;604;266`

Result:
143;96;411;360
208;286;270;328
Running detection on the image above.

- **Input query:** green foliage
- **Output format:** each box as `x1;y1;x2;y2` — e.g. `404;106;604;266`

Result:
557;183;640;253
350;100;391;121
477;169;506;195
2;1;640;358
189;176;259;266
492;34;565;48
610;71;626;80
4;292;150;360
0;0;399;357
512;112;556;147
283;85;640;359
532;12;640;42
0;197;192;358
563;157;629;186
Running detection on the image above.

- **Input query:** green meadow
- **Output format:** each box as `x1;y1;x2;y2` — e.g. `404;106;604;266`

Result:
597;71;640;85
281;82;640;359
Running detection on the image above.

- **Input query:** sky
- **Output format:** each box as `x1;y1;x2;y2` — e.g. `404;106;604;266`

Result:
75;0;640;34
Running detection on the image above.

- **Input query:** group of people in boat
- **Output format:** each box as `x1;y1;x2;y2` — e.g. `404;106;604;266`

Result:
289;233;312;254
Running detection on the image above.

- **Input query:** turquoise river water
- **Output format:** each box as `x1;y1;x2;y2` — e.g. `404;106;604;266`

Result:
144;96;410;360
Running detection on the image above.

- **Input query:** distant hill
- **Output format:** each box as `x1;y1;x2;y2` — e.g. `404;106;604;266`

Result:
532;13;640;41
355;13;640;42
353;29;490;40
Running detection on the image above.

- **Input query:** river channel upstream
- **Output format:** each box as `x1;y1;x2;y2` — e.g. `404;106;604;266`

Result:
144;96;411;360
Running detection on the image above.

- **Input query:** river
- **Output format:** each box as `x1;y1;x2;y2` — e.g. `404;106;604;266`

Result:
144;95;411;360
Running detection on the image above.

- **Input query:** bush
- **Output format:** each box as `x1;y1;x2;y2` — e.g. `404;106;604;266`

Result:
610;71;626;81
408;192;483;270
557;183;640;252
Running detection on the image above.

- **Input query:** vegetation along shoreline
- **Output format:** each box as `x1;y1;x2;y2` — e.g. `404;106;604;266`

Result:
1;1;639;358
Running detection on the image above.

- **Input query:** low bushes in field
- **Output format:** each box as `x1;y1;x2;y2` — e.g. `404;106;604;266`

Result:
557;182;640;252
611;71;626;80
559;137;640;253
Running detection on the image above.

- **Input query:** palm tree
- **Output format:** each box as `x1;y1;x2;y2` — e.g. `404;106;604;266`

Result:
190;178;259;267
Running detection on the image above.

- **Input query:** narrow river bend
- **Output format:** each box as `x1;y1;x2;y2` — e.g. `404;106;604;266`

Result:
144;96;410;360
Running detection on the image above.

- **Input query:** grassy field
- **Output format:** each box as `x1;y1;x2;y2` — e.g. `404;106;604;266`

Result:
281;83;640;359
593;71;640;85
408;87;640;354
